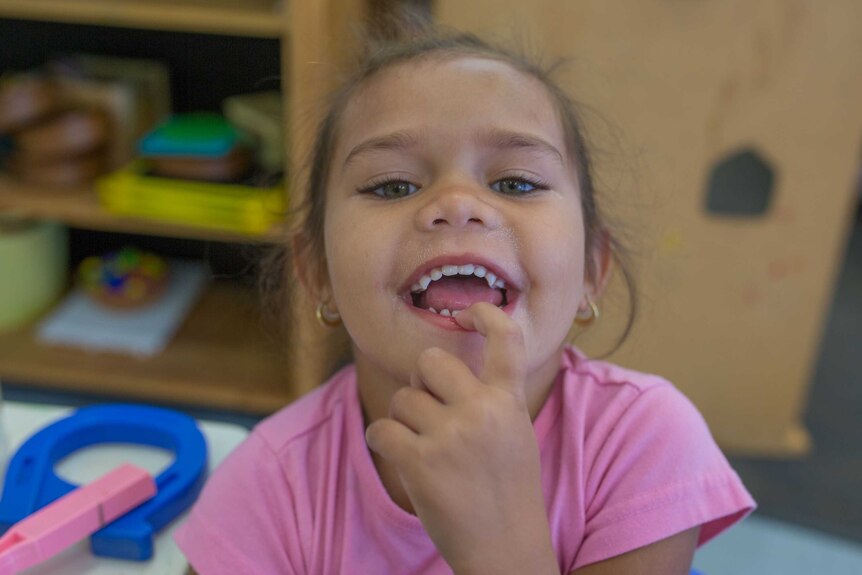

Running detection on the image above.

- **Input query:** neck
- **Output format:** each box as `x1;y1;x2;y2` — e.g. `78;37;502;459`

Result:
355;355;416;514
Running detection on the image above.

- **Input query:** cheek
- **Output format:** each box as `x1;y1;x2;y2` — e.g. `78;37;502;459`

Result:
521;217;587;336
324;208;394;305
534;221;586;292
324;209;363;297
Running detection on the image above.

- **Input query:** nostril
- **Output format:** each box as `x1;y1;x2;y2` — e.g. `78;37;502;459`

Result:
432;217;482;226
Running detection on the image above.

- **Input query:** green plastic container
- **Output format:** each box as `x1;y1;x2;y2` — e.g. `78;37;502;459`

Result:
0;218;68;332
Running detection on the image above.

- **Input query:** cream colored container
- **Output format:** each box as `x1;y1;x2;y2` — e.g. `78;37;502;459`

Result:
0;382;6;478
0;218;68;331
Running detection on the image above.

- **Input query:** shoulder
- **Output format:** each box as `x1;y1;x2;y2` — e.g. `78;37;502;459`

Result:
191;364;359;504
561;345;672;396
254;364;358;456
556;345;730;491
558;348;755;569
174;365;360;573
557;346;701;439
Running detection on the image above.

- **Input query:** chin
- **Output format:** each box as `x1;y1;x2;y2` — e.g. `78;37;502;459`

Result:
434;335;486;376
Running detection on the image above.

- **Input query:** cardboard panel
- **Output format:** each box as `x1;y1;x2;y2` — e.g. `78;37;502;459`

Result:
435;0;862;455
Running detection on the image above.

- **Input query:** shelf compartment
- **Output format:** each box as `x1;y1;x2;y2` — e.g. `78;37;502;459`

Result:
0;281;295;414
0;0;286;38
0;174;287;243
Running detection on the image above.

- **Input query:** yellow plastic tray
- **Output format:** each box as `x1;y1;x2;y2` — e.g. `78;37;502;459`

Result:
97;162;286;235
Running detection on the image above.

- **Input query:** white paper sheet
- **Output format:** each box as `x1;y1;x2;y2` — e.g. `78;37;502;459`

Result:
37;260;209;357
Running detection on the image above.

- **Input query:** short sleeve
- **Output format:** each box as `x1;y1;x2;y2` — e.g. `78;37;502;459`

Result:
573;383;755;569
174;432;305;575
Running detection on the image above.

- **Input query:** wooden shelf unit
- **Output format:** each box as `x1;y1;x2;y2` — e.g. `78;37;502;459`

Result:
0;282;294;414
0;0;286;38
0;0;366;413
0;175;287;244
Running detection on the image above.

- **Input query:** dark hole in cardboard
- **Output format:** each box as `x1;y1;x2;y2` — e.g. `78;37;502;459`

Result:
706;148;775;216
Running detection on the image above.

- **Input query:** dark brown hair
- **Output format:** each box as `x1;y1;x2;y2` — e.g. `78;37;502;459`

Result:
275;17;637;351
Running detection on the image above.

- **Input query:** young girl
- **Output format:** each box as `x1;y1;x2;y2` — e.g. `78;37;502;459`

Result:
175;26;755;575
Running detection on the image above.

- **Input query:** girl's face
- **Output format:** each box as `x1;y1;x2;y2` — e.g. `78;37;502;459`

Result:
322;56;590;390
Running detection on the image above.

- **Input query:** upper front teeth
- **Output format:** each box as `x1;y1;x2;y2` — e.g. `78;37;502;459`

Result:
411;263;506;293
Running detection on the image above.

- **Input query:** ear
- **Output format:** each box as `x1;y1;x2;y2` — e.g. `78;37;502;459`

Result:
291;232;331;304
585;228;613;299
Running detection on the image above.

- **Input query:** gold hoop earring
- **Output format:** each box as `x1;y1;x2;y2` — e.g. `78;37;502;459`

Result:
575;296;600;327
315;301;342;327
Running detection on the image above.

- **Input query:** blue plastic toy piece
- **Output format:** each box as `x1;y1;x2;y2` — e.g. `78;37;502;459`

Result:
138;113;240;158
0;403;207;561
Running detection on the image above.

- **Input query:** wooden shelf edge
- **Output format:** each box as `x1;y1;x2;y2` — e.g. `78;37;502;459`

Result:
0;368;295;414
0;0;287;38
0;282;296;415
0;176;288;244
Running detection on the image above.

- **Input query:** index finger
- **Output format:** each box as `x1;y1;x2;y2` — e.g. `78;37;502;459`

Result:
454;302;527;394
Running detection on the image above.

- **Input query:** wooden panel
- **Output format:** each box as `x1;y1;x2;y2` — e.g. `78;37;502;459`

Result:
284;0;367;397
0;175;287;243
0;0;285;37
0;282;294;414
435;0;862;455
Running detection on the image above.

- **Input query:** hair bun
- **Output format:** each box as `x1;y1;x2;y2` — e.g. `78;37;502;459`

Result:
359;3;436;57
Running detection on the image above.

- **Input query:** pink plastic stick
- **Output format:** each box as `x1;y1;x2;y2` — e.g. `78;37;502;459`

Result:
0;463;156;575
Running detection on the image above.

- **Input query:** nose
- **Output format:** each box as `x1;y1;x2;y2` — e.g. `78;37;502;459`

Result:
414;181;503;231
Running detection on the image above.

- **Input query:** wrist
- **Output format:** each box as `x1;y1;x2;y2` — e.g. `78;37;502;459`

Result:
450;538;559;575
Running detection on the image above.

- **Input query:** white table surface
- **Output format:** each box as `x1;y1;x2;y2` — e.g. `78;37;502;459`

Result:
0;399;249;574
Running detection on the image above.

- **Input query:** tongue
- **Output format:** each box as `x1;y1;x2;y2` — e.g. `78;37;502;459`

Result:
418;276;503;311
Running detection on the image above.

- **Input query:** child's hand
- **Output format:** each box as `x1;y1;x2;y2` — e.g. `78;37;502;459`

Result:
365;302;559;575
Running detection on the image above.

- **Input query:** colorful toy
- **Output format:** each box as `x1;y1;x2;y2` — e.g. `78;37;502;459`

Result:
97;161;286;235
0;404;208;561
138;113;252;182
0;464;156;574
138;113;240;157
77;246;169;309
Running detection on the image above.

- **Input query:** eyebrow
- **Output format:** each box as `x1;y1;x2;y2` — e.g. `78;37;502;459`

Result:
341;127;565;168
343;130;426;168
475;128;565;165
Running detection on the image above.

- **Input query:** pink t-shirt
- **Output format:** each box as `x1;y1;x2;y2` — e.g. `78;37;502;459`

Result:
175;346;754;574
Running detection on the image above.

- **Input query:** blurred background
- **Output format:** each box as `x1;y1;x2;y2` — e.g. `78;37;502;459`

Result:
0;0;860;573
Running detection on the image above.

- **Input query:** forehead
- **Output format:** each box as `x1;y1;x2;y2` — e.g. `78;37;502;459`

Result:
337;56;565;155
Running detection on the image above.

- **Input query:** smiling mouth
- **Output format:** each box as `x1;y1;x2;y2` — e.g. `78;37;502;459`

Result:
407;263;510;317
